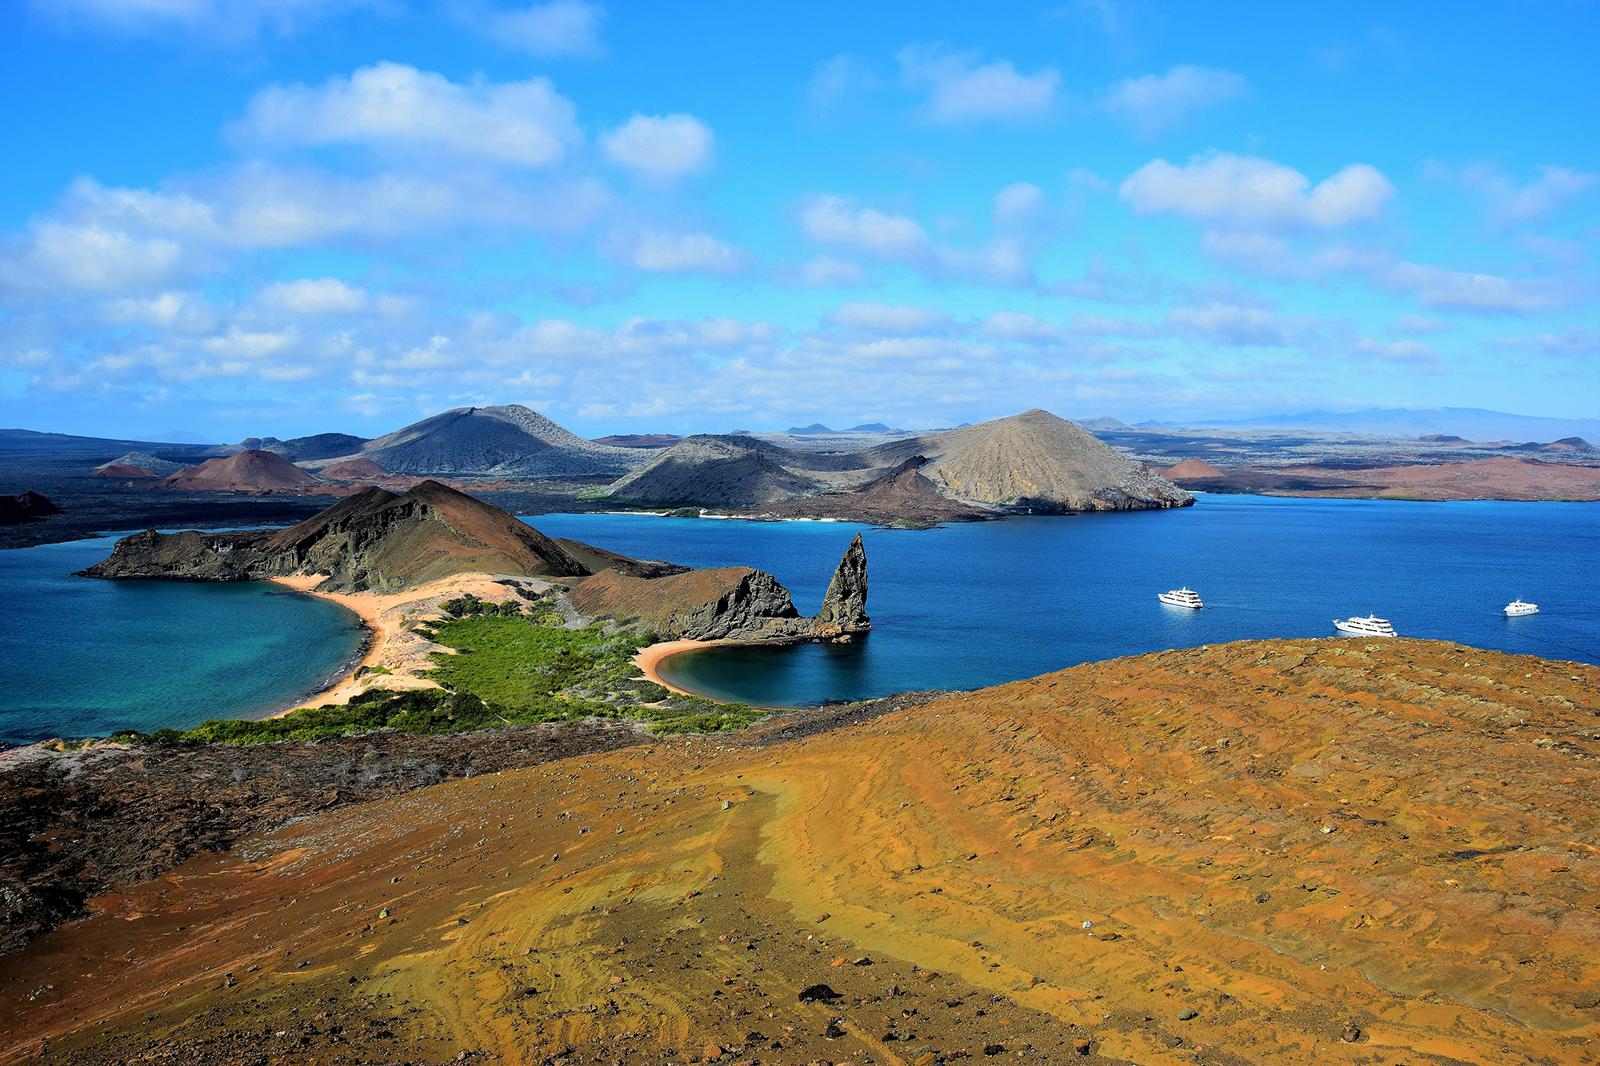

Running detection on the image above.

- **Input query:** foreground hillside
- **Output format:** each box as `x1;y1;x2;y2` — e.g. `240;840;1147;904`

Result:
3;639;1596;1064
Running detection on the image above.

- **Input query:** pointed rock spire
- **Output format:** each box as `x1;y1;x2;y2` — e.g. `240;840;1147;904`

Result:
813;533;870;640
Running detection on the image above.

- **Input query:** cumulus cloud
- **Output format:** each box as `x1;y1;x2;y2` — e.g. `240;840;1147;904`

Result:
483;1;604;57
1121;152;1394;229
258;277;367;314
626;230;742;273
1385;262;1564;313
800;194;1034;286
897;45;1060;124
1101;65;1247;133
600;114;714;179
1462;163;1597;224
802;195;931;259
1165;302;1287;346
233;62;581;167
1354;337;1441;368
993;182;1047;227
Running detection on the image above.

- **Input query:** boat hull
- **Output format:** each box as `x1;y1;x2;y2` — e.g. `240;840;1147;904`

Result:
1334;620;1396;637
1158;594;1203;609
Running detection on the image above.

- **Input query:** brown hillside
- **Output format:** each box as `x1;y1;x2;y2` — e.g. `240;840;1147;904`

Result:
880;409;1192;512
319;457;391;480
3;639;1595;1064
1163;457;1226;481
258;480;596;591
90;463;159;479
742;456;991;525
160;449;320;493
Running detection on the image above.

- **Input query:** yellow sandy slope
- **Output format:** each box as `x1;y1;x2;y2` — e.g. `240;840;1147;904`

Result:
3;638;1597;1065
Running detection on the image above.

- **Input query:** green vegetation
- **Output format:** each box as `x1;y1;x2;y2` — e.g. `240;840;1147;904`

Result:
116;600;761;746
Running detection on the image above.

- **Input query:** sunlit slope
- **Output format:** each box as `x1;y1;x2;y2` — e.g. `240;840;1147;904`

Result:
4;638;1597;1065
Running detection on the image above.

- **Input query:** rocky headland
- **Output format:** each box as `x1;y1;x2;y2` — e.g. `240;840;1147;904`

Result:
570;533;870;642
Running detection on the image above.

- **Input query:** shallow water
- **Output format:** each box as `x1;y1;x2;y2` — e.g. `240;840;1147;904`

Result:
0;534;365;745
529;495;1600;707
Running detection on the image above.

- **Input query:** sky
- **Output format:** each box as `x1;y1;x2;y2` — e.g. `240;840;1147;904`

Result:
0;1;1596;442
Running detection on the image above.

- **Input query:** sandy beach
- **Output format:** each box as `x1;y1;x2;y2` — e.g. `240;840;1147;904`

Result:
631;638;716;697
267;572;554;715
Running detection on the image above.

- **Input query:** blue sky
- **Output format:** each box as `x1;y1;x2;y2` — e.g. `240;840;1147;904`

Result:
1;0;1596;441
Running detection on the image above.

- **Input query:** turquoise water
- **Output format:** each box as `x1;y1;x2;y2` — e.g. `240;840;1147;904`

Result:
0;534;365;746
530;496;1600;707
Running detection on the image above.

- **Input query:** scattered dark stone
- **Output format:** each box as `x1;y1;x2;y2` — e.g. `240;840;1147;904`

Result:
1073;1038;1093;1055
1255;892;1271;904
1342;1022;1362;1042
1178;1008;1199;1021
797;983;842;1003
983;1043;1007;1055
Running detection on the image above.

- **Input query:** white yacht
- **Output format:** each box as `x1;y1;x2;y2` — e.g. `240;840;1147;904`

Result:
1334;614;1397;637
1158;587;1204;609
1503;599;1539;617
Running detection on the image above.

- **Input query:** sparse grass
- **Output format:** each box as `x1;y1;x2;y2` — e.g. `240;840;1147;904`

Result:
116;609;761;745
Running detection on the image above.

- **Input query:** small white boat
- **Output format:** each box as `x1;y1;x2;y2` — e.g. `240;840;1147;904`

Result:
1158;587;1204;609
1503;599;1539;617
1334;614;1397;637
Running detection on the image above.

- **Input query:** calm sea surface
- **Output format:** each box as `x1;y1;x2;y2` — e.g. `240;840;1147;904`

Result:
1;496;1594;743
0;534;365;746
532;495;1600;707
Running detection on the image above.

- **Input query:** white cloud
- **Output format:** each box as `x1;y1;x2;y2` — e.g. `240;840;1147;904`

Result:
1101;65;1247;133
1386;262;1562;313
203;326;294;360
1166;303;1286;346
1463;164;1597;224
800;195;1033;286
1354;337;1440;368
994;182;1047;227
627;231;742;273
802;195;931;259
982;311;1058;342
0;222;184;294
600;114;714;179
485;1;604;57
258;277;367;314
1121;152;1394;229
898;45;1060;124
104;290;217;332
829;302;950;334
234;62;580;167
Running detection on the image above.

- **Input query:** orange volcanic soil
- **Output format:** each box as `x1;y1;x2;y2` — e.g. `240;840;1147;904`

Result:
3;639;1598;1065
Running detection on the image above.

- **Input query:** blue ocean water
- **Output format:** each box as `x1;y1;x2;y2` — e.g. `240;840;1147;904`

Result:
0;535;365;745
530;496;1600;707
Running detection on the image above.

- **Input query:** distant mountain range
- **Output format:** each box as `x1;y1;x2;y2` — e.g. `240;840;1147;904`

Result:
609;409;1191;515
1153;407;1600;442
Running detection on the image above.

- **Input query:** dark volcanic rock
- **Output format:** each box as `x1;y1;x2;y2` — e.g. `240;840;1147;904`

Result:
0;491;62;525
81;528;270;581
812;533;870;639
570;536;871;644
0;722;647;956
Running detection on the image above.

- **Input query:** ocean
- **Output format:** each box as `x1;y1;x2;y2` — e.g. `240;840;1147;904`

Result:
0;534;365;746
2;495;1594;742
532;495;1600;707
